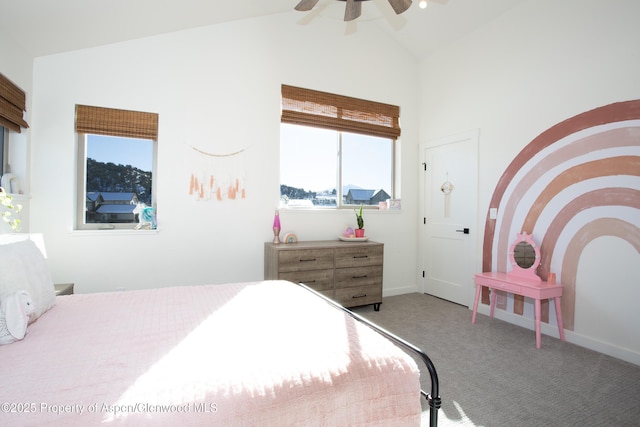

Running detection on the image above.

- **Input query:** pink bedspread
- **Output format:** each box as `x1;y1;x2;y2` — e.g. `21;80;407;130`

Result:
1;280;420;426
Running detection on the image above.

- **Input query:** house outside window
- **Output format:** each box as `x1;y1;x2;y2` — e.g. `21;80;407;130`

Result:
86;191;140;224
75;105;158;230
280;85;400;209
345;188;390;205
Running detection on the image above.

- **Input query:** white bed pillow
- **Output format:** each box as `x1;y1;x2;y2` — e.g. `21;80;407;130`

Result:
0;239;56;321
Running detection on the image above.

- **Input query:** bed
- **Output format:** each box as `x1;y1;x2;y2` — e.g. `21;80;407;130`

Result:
0;237;440;426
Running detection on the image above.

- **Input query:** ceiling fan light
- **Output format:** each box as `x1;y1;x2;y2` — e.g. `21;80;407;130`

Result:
419;0;427;9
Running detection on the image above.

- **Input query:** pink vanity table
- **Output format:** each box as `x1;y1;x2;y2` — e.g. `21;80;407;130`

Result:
472;233;565;348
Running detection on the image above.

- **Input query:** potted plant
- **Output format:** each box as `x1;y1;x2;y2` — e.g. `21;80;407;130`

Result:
0;187;22;232
354;205;365;237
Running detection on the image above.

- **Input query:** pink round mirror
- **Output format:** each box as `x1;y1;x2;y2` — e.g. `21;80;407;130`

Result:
507;232;541;282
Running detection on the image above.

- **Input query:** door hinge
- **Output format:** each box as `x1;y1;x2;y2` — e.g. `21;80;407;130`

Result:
423;217;426;224
422;270;425;278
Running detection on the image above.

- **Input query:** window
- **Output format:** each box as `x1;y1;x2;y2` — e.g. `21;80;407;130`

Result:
0;73;29;134
0;73;29;182
75;105;158;230
280;85;399;208
0;126;6;178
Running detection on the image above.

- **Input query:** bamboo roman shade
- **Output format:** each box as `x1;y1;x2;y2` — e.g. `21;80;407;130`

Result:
281;85;401;139
75;105;158;140
0;73;29;133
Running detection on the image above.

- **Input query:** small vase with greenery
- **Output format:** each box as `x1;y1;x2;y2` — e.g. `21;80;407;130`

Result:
354;205;365;237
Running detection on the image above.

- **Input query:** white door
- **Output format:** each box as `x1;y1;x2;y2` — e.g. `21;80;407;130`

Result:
419;130;478;307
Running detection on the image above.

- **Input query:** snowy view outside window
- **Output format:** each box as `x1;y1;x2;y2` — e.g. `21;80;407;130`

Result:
280;123;394;208
80;134;154;226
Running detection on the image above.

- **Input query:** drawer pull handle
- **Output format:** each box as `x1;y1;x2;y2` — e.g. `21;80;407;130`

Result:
352;275;368;279
352;294;367;299
299;258;317;262
353;255;369;259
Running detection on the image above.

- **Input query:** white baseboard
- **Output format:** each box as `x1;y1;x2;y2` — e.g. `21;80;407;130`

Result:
473;304;640;366
383;285;419;297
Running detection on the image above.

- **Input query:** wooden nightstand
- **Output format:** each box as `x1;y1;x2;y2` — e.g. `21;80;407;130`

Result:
54;283;74;296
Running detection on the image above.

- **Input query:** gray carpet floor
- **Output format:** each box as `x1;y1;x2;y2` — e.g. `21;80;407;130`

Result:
351;293;640;427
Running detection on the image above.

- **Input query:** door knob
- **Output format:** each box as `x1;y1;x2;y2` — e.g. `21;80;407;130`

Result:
456;228;470;234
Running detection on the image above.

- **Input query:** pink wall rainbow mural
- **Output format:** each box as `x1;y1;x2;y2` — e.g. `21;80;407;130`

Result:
482;100;640;331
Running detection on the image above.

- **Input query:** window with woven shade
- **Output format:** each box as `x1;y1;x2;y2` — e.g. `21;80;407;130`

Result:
75;104;158;231
0;73;29;134
281;85;400;140
280;85;399;209
75;104;158;140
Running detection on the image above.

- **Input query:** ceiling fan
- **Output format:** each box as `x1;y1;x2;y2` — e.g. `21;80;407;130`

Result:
295;0;412;22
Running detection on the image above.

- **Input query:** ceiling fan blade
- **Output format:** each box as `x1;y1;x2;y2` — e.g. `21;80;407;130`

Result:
387;0;412;14
295;0;320;12
344;0;362;21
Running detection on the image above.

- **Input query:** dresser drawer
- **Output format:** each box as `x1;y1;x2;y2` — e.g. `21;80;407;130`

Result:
335;266;382;288
279;269;334;292
334;284;382;308
335;245;383;268
278;249;334;272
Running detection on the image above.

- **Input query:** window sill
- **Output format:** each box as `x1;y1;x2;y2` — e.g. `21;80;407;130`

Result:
70;228;160;236
278;207;402;214
0;192;29;200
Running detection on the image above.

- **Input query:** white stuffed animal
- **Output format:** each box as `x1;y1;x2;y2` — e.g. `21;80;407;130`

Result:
0;290;36;345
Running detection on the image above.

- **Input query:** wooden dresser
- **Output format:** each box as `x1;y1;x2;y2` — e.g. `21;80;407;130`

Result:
264;240;384;310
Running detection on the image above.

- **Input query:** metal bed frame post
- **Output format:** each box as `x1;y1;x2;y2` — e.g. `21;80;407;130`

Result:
299;284;441;427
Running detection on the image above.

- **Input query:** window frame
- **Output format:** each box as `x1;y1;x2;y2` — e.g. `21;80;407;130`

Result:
75;133;158;230
0;126;6;179
338;129;396;207
0;73;29;134
74;104;158;231
280;85;400;210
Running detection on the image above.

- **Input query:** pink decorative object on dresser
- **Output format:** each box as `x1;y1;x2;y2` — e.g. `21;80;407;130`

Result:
272;210;281;243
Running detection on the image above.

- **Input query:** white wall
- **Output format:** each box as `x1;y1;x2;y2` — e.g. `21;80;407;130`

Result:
28;14;421;295
419;0;640;364
420;0;640;194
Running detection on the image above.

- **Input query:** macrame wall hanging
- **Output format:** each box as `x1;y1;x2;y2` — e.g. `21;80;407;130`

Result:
188;144;247;201
440;173;454;218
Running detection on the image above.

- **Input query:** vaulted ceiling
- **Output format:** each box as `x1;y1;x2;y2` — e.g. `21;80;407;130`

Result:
0;0;523;60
